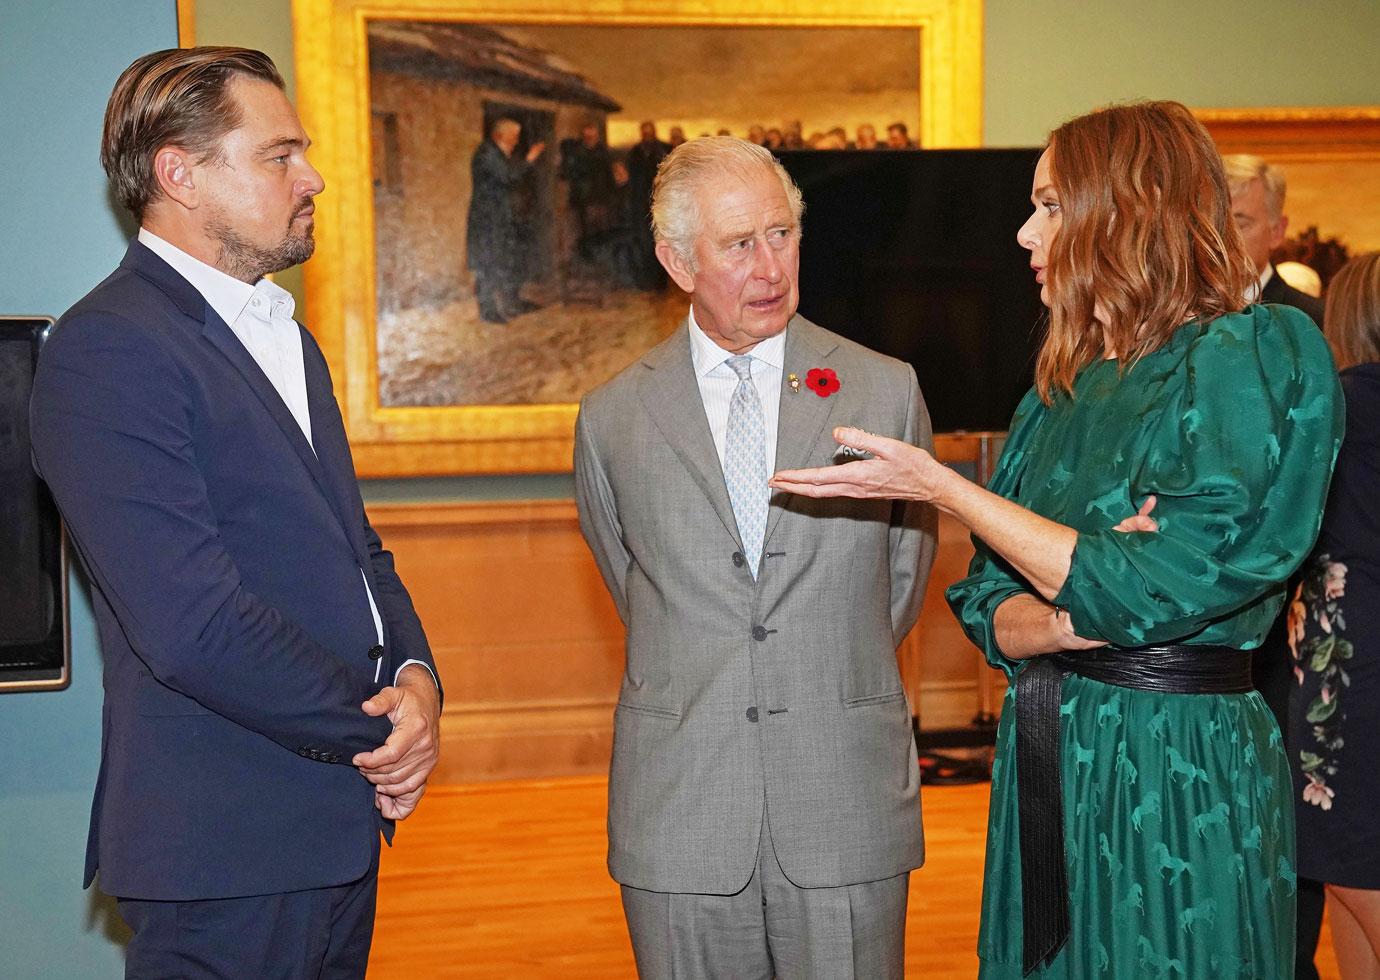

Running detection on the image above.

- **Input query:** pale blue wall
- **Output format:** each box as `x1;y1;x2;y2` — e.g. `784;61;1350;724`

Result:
984;0;1380;145
0;1;177;976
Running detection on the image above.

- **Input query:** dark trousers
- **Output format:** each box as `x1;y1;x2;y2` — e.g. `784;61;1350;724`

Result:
117;856;378;980
1295;877;1324;980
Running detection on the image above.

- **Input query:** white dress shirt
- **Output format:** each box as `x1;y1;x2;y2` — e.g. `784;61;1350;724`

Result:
687;306;785;472
138;229;425;686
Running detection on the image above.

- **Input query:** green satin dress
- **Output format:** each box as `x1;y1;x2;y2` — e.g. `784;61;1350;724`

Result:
947;306;1344;978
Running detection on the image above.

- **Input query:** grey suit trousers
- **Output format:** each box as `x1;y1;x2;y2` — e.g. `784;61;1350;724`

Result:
620;806;908;980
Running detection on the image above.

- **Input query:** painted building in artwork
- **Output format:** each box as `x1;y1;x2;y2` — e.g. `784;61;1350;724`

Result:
368;22;621;313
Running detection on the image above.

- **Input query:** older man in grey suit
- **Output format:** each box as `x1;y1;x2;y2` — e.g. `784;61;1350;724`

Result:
574;136;937;978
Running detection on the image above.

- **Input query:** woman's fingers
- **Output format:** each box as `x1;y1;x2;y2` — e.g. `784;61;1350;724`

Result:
774;439;940;502
1112;495;1160;533
768;468;873;498
832;426;898;460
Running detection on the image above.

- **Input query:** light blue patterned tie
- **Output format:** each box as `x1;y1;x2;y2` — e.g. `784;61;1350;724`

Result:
723;355;768;577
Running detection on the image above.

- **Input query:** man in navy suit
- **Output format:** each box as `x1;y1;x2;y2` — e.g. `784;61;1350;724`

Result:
29;47;441;978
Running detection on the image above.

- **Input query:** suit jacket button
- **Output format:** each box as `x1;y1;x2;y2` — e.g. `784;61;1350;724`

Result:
297;747;311;758
746;706;759;723
751;625;768;641
732;552;745;568
368;644;386;661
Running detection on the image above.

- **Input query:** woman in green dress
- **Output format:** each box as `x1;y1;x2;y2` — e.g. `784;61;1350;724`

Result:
771;101;1344;977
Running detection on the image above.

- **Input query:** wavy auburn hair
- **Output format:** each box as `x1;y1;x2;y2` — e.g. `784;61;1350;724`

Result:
1036;101;1254;401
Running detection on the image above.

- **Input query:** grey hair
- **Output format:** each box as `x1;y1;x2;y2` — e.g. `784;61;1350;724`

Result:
650;136;804;266
1222;153;1287;221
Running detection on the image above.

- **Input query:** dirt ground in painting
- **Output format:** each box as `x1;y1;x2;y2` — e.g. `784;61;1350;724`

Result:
376;285;687;406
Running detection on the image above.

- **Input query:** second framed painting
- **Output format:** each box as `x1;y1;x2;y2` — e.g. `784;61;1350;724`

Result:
295;0;982;475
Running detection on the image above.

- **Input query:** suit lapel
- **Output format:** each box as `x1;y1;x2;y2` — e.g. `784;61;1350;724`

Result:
123;240;365;563
302;343;378;580
636;325;744;549
764;317;842;546
199;312;345;521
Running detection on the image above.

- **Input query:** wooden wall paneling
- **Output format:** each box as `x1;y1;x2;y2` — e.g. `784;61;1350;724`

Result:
370;501;625;781
899;510;1002;731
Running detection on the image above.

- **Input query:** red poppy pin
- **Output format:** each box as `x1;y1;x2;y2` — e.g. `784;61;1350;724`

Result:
804;367;840;398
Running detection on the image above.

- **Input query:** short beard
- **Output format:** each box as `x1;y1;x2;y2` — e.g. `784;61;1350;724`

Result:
208;202;316;283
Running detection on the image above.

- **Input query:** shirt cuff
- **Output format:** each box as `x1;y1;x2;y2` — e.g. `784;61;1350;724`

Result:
394;659;439;689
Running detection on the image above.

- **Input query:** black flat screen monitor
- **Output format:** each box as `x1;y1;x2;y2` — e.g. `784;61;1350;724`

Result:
1;315;68;692
779;148;1045;434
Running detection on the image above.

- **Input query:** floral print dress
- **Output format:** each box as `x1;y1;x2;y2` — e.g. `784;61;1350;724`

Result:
1290;362;1380;888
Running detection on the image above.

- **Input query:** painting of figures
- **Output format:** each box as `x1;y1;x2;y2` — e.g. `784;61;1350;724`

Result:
366;21;922;407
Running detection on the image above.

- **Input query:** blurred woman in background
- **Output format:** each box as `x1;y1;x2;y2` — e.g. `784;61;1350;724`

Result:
1289;251;1380;980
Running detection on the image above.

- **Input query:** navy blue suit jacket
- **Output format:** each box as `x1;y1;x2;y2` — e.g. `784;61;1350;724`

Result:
29;241;439;901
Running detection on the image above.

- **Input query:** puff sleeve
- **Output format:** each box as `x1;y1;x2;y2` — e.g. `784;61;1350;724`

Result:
1053;306;1344;648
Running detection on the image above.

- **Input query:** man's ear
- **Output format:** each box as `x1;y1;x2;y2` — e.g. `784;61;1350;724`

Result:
1269;213;1289;252
656;240;695;294
152;146;199;210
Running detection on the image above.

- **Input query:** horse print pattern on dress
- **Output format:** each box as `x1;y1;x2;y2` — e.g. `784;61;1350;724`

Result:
948;309;1341;978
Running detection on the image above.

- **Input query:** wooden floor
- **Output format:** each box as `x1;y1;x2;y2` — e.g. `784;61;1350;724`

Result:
369;777;1341;978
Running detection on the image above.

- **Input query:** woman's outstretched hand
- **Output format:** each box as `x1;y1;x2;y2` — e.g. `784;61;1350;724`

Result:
768;426;950;502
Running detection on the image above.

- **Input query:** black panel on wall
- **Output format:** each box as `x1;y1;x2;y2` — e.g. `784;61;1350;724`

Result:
1;316;68;692
779;148;1045;433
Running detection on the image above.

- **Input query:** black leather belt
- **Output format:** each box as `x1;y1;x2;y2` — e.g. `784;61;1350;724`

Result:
1015;643;1253;975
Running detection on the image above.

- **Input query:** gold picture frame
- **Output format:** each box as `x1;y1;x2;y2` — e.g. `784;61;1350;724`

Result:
293;0;983;476
1196;105;1380;158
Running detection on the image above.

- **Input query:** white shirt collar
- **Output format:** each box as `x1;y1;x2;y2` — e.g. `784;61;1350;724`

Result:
1246;263;1274;303
137;228;295;326
687;305;788;378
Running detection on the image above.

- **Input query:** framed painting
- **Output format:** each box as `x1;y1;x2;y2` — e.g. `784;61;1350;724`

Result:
293;0;983;476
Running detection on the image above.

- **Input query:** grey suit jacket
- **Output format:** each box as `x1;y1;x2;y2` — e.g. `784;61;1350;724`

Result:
575;314;938;894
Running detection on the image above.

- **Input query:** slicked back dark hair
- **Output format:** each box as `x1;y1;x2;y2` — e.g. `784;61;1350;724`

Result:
101;46;284;220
